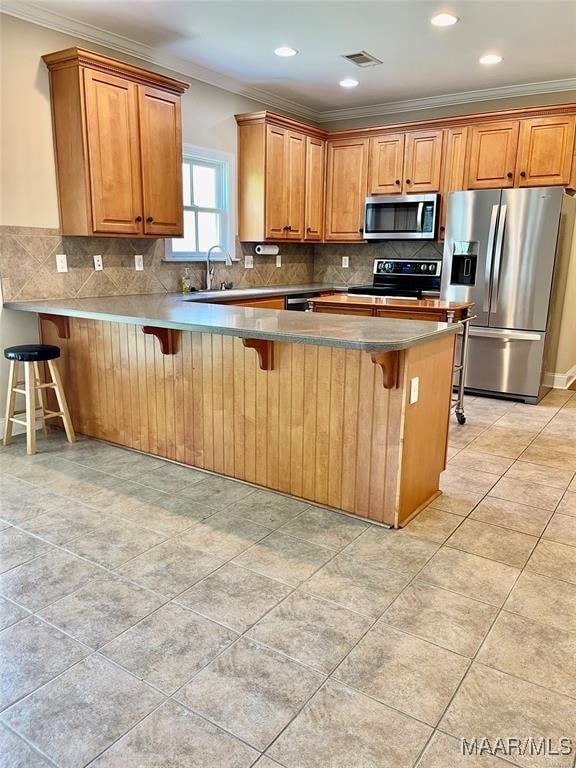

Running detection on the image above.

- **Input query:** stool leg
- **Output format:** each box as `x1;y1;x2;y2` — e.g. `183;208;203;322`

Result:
33;362;49;437
24;362;36;455
3;360;18;446
47;360;75;444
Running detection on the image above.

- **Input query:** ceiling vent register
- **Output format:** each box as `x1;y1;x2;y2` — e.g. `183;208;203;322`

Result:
341;51;383;67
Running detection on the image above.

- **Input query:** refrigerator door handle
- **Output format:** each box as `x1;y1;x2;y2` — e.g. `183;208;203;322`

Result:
466;327;543;342
416;202;424;231
491;204;507;311
484;204;499;312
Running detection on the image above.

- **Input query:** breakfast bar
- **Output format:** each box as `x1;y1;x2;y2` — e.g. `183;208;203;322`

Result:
5;295;459;527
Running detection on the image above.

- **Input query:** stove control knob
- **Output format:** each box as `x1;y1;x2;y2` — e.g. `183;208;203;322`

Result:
420;263;427;272
429;264;436;272
384;262;393;272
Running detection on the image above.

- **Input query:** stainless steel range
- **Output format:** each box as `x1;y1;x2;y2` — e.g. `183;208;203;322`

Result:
348;258;442;298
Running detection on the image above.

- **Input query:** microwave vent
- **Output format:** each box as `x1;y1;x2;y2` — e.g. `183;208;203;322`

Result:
341;51;383;67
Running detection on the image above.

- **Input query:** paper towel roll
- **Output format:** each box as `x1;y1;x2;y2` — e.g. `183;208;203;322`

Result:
255;244;280;256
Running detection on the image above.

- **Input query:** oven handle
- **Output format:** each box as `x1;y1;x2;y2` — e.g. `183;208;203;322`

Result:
416;202;424;232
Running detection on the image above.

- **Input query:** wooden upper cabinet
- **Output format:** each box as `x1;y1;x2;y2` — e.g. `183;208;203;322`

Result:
439;126;469;237
236;114;323;242
403;129;443;192
83;70;143;235
265;125;288;239
324;138;369;241
265;126;306;240
138;86;184;236
42;48;188;237
516;116;576;187
467;120;520;189
285;131;306;239
304;136;325;240
368;134;404;194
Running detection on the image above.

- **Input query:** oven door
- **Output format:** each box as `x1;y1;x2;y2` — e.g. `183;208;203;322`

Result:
364;194;438;240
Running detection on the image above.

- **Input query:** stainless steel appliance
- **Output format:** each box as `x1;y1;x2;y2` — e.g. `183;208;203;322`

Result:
363;194;439;240
284;292;316;311
348;258;442;298
441;187;575;403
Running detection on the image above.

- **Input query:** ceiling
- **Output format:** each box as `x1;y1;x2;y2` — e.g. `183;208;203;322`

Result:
5;0;576;121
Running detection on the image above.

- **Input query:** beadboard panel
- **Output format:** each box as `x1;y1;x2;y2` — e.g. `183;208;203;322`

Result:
40;315;453;526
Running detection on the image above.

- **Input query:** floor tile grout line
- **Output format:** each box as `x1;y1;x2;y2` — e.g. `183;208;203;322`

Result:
0;718;62;768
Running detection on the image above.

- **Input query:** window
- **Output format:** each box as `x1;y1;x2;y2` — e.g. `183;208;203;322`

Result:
165;145;233;261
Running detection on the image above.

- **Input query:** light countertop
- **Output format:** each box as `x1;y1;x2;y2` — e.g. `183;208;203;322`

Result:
4;293;460;352
182;283;346;301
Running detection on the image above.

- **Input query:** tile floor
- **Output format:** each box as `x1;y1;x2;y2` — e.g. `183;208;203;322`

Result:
1;390;576;768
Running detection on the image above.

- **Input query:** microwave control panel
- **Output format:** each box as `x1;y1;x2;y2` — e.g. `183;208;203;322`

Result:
373;259;442;276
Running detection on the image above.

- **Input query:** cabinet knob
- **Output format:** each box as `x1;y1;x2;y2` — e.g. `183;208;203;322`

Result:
405;179;411;184
306;226;312;233
146;216;154;223
520;171;526;178
286;225;293;232
440;226;445;232
282;225;289;231
358;228;363;235
395;179;401;185
135;216;142;222
506;172;513;179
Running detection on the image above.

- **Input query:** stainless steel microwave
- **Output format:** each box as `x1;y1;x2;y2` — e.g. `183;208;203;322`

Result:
363;194;439;240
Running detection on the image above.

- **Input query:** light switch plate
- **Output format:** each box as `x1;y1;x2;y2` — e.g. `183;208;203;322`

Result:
134;254;144;271
342;256;349;268
93;254;103;271
245;253;254;269
410;376;420;405
276;253;282;267
55;253;68;273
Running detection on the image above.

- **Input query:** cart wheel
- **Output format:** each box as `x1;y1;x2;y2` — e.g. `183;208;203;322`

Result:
456;413;466;425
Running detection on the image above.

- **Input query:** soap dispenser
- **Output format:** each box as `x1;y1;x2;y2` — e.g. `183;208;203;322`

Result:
180;267;192;294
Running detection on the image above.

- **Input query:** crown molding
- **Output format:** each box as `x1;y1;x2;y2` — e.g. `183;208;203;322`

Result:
3;1;576;126
316;79;576;123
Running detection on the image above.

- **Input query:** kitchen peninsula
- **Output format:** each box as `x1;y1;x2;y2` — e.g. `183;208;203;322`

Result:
5;295;458;527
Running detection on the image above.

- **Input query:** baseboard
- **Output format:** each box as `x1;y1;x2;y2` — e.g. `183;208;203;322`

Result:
542;364;576;389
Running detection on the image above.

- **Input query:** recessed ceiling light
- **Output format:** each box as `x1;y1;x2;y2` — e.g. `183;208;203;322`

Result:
339;78;359;88
430;12;459;26
274;46;298;57
480;53;503;65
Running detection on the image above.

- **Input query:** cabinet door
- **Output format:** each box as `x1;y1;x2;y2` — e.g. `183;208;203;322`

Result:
404;129;443;193
467;120;519;189
304;136;325;240
265;125;288;239
313;305;374;316
324;138;369;241
83;69;143;235
368;134;404;194
139;86;184;236
516;116;576;187
439;126;468;238
285;131;306;240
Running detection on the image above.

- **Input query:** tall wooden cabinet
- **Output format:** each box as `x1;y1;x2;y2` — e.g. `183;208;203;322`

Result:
236;113;325;242
439;126;469;237
324;137;369;241
43;48;188;237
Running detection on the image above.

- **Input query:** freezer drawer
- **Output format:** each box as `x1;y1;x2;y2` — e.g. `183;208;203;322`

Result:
456;327;546;401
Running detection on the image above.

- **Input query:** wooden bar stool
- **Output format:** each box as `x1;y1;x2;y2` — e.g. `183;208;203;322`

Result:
3;344;75;455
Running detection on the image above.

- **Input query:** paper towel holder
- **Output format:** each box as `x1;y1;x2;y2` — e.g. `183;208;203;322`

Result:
255;244;280;256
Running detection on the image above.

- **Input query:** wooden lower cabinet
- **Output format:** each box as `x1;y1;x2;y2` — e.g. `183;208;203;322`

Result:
40;315;454;527
314;305;374;316
224;297;285;310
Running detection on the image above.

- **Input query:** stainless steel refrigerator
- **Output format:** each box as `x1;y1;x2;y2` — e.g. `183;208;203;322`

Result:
441;187;576;403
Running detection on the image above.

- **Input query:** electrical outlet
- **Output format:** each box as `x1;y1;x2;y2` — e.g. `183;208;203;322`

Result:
93;254;103;271
245;253;254;269
134;254;144;271
342;256;349;268
55;253;68;273
276;253;282;268
410;376;420;405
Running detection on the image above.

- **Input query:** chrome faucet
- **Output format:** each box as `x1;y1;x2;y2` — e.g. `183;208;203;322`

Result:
206;245;233;291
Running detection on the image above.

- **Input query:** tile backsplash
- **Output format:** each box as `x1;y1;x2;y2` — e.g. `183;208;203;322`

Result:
0;226;443;301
